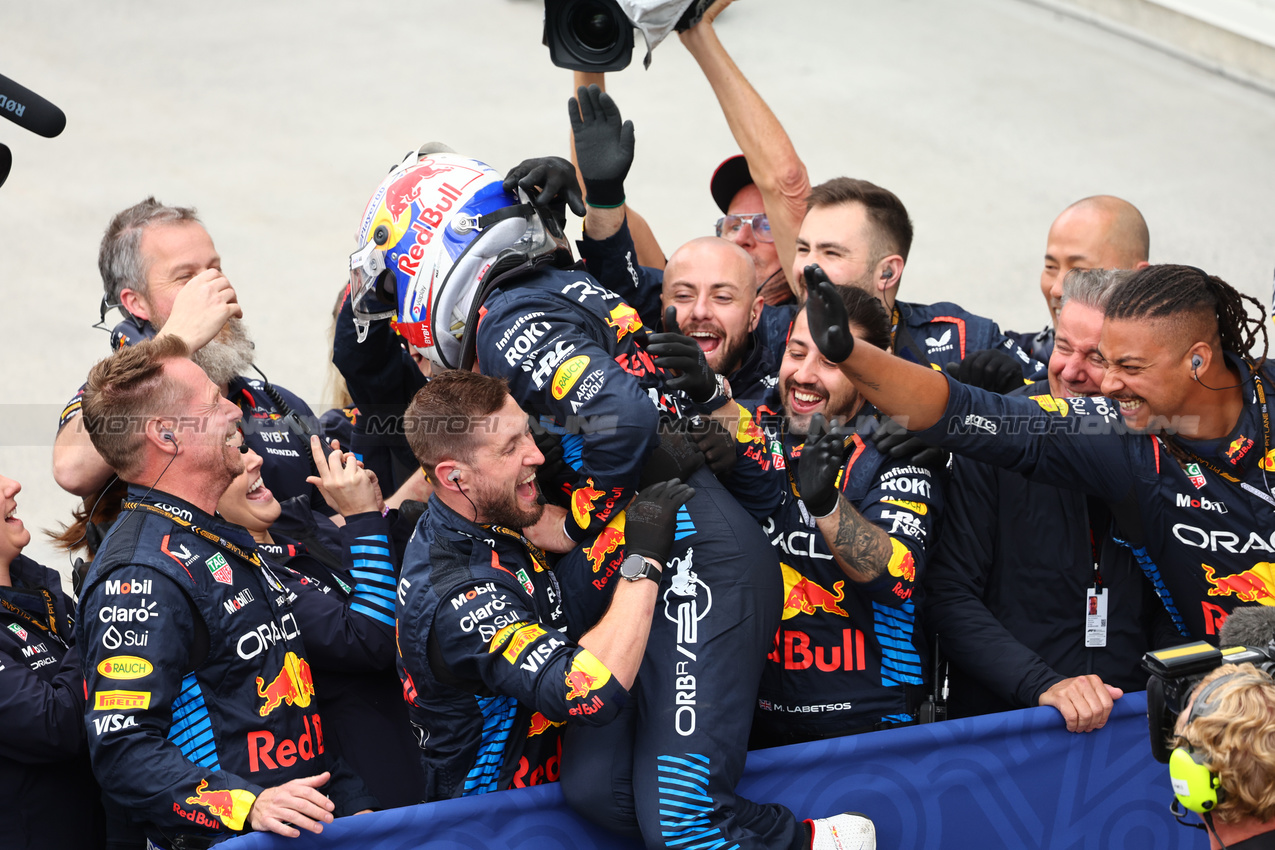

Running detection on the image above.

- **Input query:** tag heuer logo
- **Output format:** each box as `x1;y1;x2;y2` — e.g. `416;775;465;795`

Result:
1186;462;1206;490
205;553;234;585
7;623;28;641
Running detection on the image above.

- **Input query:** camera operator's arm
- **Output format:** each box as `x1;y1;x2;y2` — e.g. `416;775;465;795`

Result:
570;72;665;267
53;405;113;497
680;0;810;301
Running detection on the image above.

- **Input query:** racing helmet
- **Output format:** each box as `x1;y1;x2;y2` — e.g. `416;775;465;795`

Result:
349;144;569;369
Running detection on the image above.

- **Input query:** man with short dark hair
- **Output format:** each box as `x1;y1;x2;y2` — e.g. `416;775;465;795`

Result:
54;198;321;514
77;336;374;848
1011;195;1152;361
794;178;1043;380
395;370;692;799
748;285;944;745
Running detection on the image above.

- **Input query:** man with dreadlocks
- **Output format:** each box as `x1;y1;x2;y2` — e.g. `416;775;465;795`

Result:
797;262;1274;643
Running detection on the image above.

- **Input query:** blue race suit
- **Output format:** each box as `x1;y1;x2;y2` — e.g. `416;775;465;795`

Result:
78;489;375;848
475;265;804;850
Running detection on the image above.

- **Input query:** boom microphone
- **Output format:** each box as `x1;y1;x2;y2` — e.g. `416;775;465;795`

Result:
1219;606;1275;648
0;73;66;138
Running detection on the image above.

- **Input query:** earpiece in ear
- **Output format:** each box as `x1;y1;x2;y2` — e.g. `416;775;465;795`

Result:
882;268;894;280
162;432;177;445
449;472;461;483
1191;354;1203;371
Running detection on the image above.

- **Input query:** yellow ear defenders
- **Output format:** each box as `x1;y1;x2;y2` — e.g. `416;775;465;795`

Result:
1168;670;1244;814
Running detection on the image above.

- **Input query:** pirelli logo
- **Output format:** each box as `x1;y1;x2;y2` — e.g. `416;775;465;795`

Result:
94;690;151;710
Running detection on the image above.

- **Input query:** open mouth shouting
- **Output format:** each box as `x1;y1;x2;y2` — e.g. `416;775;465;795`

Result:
517;470;538;503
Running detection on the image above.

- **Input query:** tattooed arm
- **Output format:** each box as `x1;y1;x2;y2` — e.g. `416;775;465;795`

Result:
815;494;891;582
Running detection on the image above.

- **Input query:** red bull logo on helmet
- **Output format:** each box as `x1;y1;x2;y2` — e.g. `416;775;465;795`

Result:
255;651;315;716
606;303;644;341
1201;562;1275;605
779;563;849;619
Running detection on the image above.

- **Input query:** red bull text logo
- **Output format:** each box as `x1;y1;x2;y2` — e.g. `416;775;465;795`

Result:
768;627;868;671
606;303;644;341
1225;435;1254;464
1202;562;1275;605
780;564;849;619
256;651;315;716
385;163;454;222
247;713;325;773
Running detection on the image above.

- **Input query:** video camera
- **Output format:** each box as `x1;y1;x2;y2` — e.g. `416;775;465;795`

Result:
543;0;713;72
1143;639;1275;763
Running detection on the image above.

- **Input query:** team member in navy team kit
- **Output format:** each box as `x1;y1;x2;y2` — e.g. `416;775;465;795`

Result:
925;269;1176;733
216;444;426;808
747;286;943;745
568;86;778;405
77;336;375;848
394;370;692;797
348;151;872;848
53;198;324;512
804;262;1275;643
0;474;106;849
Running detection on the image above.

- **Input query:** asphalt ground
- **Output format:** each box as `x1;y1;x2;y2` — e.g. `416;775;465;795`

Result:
3;0;1274;580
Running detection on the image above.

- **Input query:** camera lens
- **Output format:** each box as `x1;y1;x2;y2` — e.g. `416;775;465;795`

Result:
568;1;620;53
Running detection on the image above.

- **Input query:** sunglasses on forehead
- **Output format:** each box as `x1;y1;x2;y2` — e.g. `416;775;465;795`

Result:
715;213;773;243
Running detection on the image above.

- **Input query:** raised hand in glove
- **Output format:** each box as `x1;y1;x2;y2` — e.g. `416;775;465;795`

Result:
569;85;635;209
870;415;950;470
639;423;705;489
687;416;735;480
944;348;1025;395
798;414;848;519
803;265;854;363
624;479;697;565
647;306;723;404
503;156;585;226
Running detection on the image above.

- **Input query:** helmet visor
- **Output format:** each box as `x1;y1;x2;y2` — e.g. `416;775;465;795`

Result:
348;241;397;322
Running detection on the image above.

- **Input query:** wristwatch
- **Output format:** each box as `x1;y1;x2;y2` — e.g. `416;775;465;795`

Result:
619;553;661;584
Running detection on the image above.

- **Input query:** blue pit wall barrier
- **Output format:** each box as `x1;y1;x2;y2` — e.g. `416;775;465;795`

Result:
226;691;1205;850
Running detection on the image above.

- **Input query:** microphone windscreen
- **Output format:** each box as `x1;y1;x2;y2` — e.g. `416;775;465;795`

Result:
0;73;66;138
0;143;9;189
1219;606;1275;648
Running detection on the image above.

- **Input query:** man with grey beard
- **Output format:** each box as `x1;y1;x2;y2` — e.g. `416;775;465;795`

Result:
53;198;321;512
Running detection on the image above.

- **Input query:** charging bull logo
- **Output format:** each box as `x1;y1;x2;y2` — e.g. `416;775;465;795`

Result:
384;162;454;222
1225;436;1254;465
735;410;764;445
565;670;599;701
887;539;916;584
564;651;612;701
584;513;626;573
1202;562;1275;605
256;652;315;716
606;304;643;341
571;480;605;530
527;712;565;738
779;563;848;619
185;779;255;831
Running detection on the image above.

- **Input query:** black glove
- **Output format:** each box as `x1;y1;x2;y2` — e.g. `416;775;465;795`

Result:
870;415;951;470
944;348;1025;395
647;306;721;404
803;265;854;363
531;424;575;508
502;156;585;226
687;416;735;481
639;424;705;489
797;414;847;518
568;85;634;208
624;479;696;565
